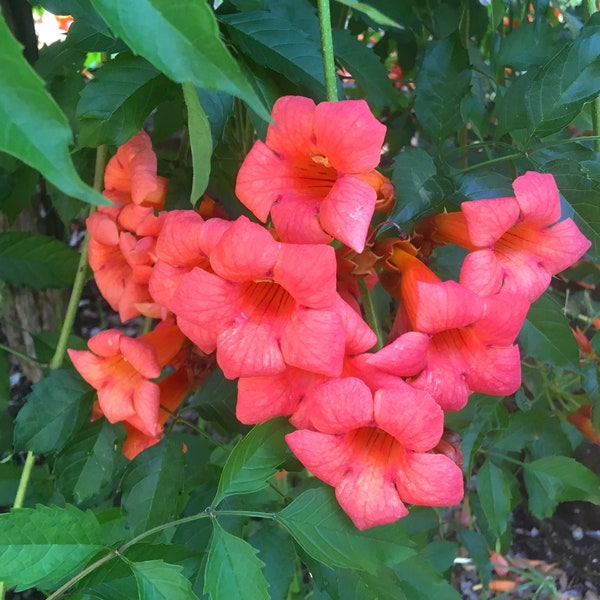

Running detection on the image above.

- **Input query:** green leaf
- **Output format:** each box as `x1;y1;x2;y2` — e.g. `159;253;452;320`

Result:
394;555;461;600
182;83;212;204
332;29;396;108
0;504;105;591
519;292;580;371
0;232;80;289
14;369;94;454
0;17;106;205
120;437;186;535
89;0;269;120
132;560;199;600
525;13;600;137
334;0;402;28
204;521;269;600
76;53;176;147
475;459;512;538
524;455;600;518
390;148;447;223
250;521;296;600
220;10;326;99
277;486;416;574
414;37;471;145
55;420;121;503
213;418;293;506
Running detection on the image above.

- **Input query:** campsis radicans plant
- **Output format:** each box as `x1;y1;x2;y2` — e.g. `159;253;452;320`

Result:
70;98;591;530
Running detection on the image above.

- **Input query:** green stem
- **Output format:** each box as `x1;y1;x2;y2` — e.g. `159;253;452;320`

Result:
449;152;524;176
317;0;338;102
12;452;35;508
0;342;44;365
358;278;384;351
584;0;600;151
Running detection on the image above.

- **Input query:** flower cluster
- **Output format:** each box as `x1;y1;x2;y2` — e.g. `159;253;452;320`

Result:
69;98;590;529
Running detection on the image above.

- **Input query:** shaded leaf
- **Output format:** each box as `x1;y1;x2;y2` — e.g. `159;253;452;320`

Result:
0;504;104;591
332;29;396;108
120;437;186;535
182;83;212;204
414;37;471;144
476;459;512;538
390;148;447;223
14;369;94;454
524;455;600;518
213;418;293;506
525;13;600;137
89;0;269;119
204;521;269;600
277;486;416;574
132;560;199;600
334;0;402;28
77;53;176;147
0;232;79;289
55;420;121;503
220;10;326;98
0;17;106;205
519;293;580;372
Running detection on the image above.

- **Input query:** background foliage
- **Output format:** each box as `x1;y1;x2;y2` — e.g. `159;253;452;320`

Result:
1;0;600;598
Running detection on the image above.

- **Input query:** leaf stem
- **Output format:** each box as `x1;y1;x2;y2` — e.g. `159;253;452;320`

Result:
317;0;338;102
0;342;44;365
449;152;524;176
12;451;35;508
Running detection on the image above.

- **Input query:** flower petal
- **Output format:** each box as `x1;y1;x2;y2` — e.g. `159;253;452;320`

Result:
319;175;377;252
367;331;430;377
313;100;386;174
271;192;331;245
461;196;520;247
512;171;561;226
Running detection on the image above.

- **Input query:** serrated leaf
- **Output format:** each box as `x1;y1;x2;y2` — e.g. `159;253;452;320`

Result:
0;232;79;289
414;37;471;144
76;53;176;148
120;437;186;535
525;13;600;137
89;0;269;120
390;148;447;223
204;521;269;600
55;420;120;503
523;455;600;518
182;83;212;204
476;459;512;538
132;560;198;600
332;29;396;108
277;486;416;574
14;369;94;454
213;418;293;506
518;292;580;371
0;17;106;205
220;10;326;98
0;504;105;591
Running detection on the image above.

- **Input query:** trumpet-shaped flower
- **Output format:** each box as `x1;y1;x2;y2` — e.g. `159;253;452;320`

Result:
68;325;186;437
169;216;374;379
235;96;388;253
103;130;169;209
286;376;463;529
418;171;591;301
374;249;527;410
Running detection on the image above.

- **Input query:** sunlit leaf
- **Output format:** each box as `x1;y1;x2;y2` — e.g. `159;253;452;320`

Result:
213;418;293;506
0;17;106;205
0;504;104;591
89;0;269;120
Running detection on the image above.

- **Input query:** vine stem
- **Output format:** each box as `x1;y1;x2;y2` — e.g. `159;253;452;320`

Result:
584;0;600;151
317;0;338;102
45;509;276;600
11;144;108;516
